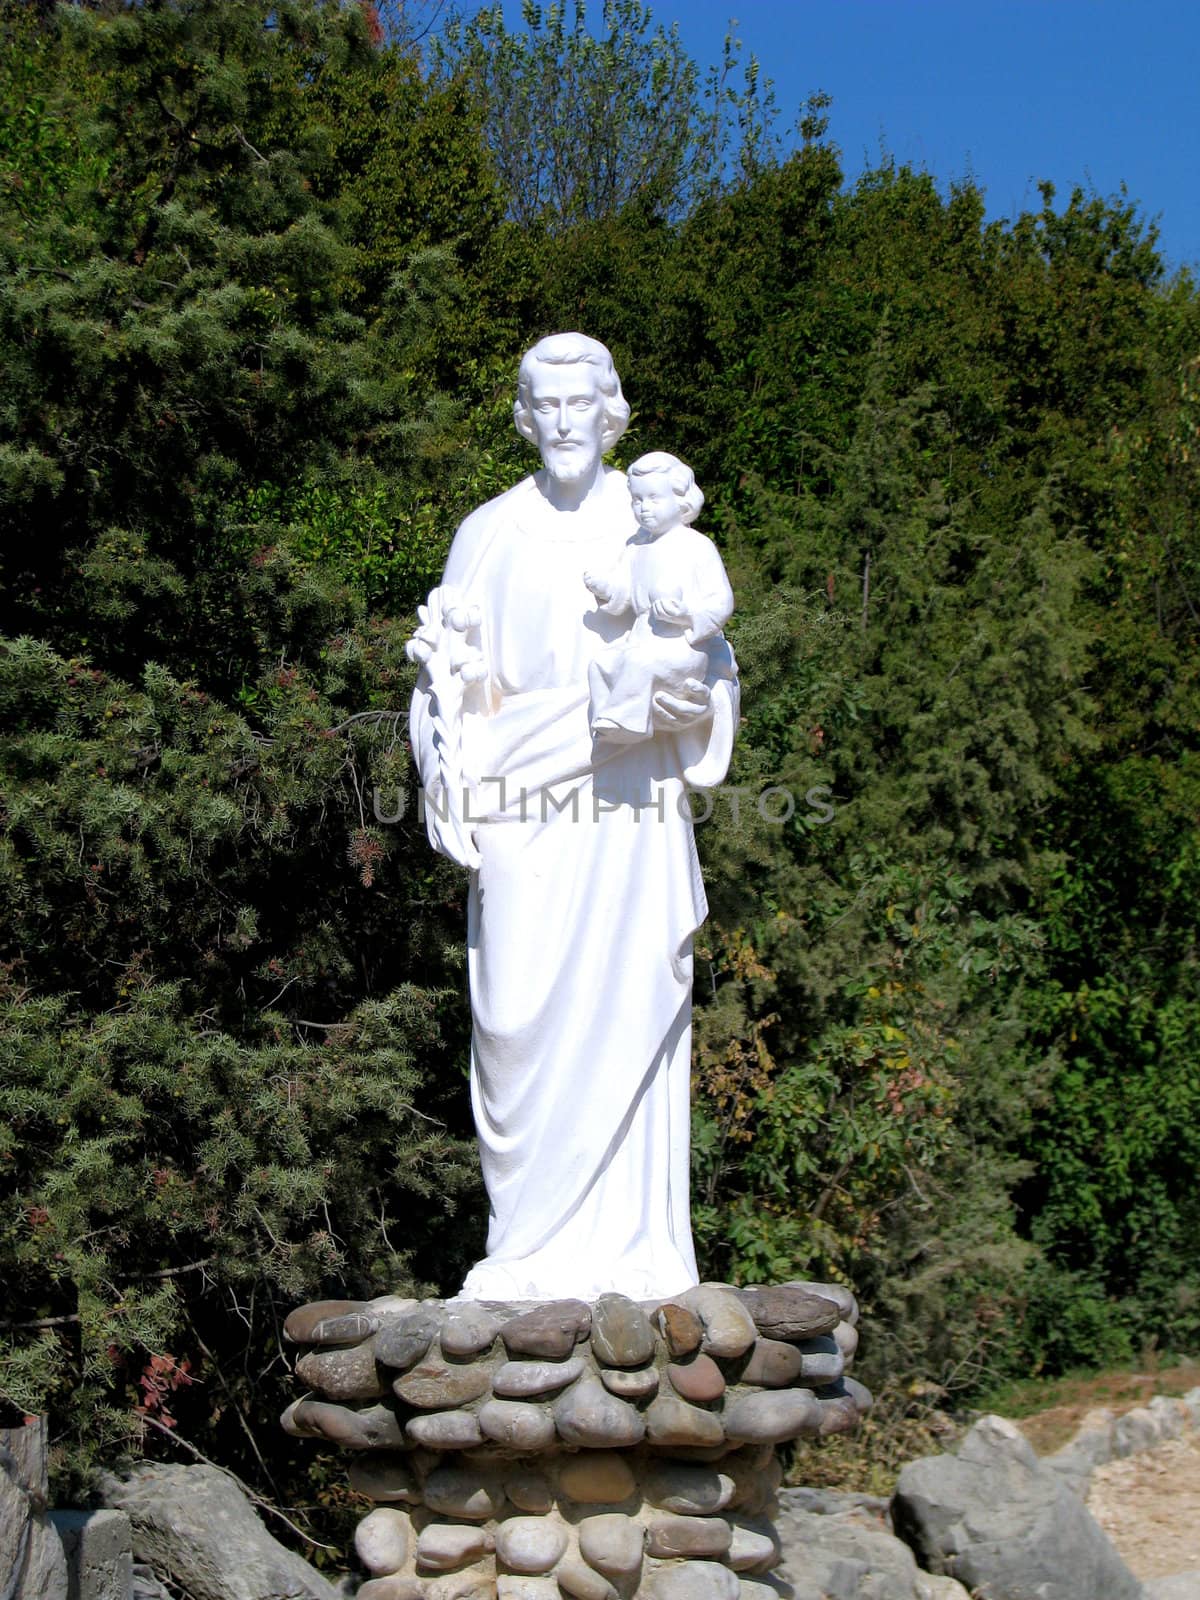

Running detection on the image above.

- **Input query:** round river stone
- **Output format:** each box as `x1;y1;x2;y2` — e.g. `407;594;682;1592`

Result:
478;1399;557;1450
557;1452;636;1504
493;1356;584;1397
354;1507;413;1575
589;1294;656;1367
654;1302;704;1358
554;1378;645;1447
577;1513;645;1577
494;1516;568;1574
666;1353;725;1403
644;1394;725;1448
599;1366;659;1400
501;1300;591;1360
392;1358;492;1409
375;1307;442;1371
723;1387;820;1444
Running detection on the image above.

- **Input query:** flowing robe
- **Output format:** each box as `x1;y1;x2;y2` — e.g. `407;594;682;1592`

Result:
410;469;738;1301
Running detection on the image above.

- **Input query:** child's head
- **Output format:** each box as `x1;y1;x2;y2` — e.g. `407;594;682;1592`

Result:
627;452;704;532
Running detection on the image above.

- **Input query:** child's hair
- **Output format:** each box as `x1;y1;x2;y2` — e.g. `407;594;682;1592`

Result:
628;451;704;526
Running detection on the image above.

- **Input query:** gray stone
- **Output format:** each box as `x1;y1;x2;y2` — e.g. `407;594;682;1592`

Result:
504;1471;554;1514
1147;1395;1188;1439
283;1299;371;1343
667;1353;726;1403
393;1358;492;1409
724;1388;821;1444
644;1394;726;1448
681;1287;758;1359
501;1301;591;1360
600;1366;659;1400
131;1561;171;1600
781;1279;859;1325
738;1340;804;1388
833;1320;859;1364
556;1559;618;1600
647;1561;739;1599
416;1524;491;1572
739;1288;840;1341
440;1304;501;1359
917;1579;972;1600
726;1518;780;1573
354;1507;413;1576
478;1399;557;1450
406;1410;485;1450
642;1462;734;1516
577;1514;645;1578
493;1357;584;1397
495;1579;559;1600
375;1307;442;1371
654;1303;704;1358
2;1417;70;1600
1113;1404;1162;1456
291;1400;406;1450
590;1294;657;1367
493;1517;567;1574
554;1378;645;1447
780;1486;890;1520
1144;1576;1200;1600
423;1465;506;1521
426;1573;494;1600
49;1509;132;1600
356;1581;423;1600
295;1340;387;1402
347;1455;422;1505
776;1496;922;1600
815;1391;861;1437
557;1454;636;1505
101;1463;337;1600
645;1514;732;1558
842;1376;874;1414
891;1413;1143;1600
793;1335;845;1384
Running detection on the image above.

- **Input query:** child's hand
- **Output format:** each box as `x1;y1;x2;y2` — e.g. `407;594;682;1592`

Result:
651;595;688;625
584;570;613;606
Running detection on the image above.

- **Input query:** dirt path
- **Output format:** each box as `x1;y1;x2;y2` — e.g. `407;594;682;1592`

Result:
1087;1431;1200;1581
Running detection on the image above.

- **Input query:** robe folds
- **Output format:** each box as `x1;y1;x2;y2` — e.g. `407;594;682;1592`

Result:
409;470;738;1301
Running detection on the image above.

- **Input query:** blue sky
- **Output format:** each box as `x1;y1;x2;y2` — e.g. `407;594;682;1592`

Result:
483;0;1200;276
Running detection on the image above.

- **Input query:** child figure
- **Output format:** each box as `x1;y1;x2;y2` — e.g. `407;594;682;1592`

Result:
585;452;734;744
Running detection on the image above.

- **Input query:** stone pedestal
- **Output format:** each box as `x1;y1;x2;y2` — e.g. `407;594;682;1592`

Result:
282;1283;869;1599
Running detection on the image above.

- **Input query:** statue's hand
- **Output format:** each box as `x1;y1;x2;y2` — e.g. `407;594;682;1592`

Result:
651;594;688;626
584;570;613;606
652;676;711;730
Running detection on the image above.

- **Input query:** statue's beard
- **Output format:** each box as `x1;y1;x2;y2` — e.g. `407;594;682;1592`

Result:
544;442;600;485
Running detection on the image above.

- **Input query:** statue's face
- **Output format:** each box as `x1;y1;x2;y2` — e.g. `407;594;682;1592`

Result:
527;362;606;485
630;470;681;535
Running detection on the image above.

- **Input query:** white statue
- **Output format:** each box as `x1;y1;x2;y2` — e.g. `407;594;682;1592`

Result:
586;452;734;746
408;334;739;1301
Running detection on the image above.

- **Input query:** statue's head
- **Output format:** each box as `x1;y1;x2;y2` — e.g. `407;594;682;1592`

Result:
514;333;631;460
628;451;704;530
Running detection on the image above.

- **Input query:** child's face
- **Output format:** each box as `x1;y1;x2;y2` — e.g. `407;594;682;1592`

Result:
630;470;682;534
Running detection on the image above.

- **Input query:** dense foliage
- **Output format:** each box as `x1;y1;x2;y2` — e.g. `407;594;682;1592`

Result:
2;0;1197;1531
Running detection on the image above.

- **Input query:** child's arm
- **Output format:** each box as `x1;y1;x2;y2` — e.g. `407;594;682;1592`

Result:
684;536;735;644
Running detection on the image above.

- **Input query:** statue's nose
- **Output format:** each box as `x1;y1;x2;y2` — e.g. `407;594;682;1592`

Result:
556;401;571;433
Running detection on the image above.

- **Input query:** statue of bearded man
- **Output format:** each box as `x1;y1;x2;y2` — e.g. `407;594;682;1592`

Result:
409;333;739;1301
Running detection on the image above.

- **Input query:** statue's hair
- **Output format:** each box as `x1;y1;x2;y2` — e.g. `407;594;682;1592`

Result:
514;332;631;454
628;451;705;526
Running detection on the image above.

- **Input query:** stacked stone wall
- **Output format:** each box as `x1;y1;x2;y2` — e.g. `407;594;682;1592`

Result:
283;1282;870;1599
